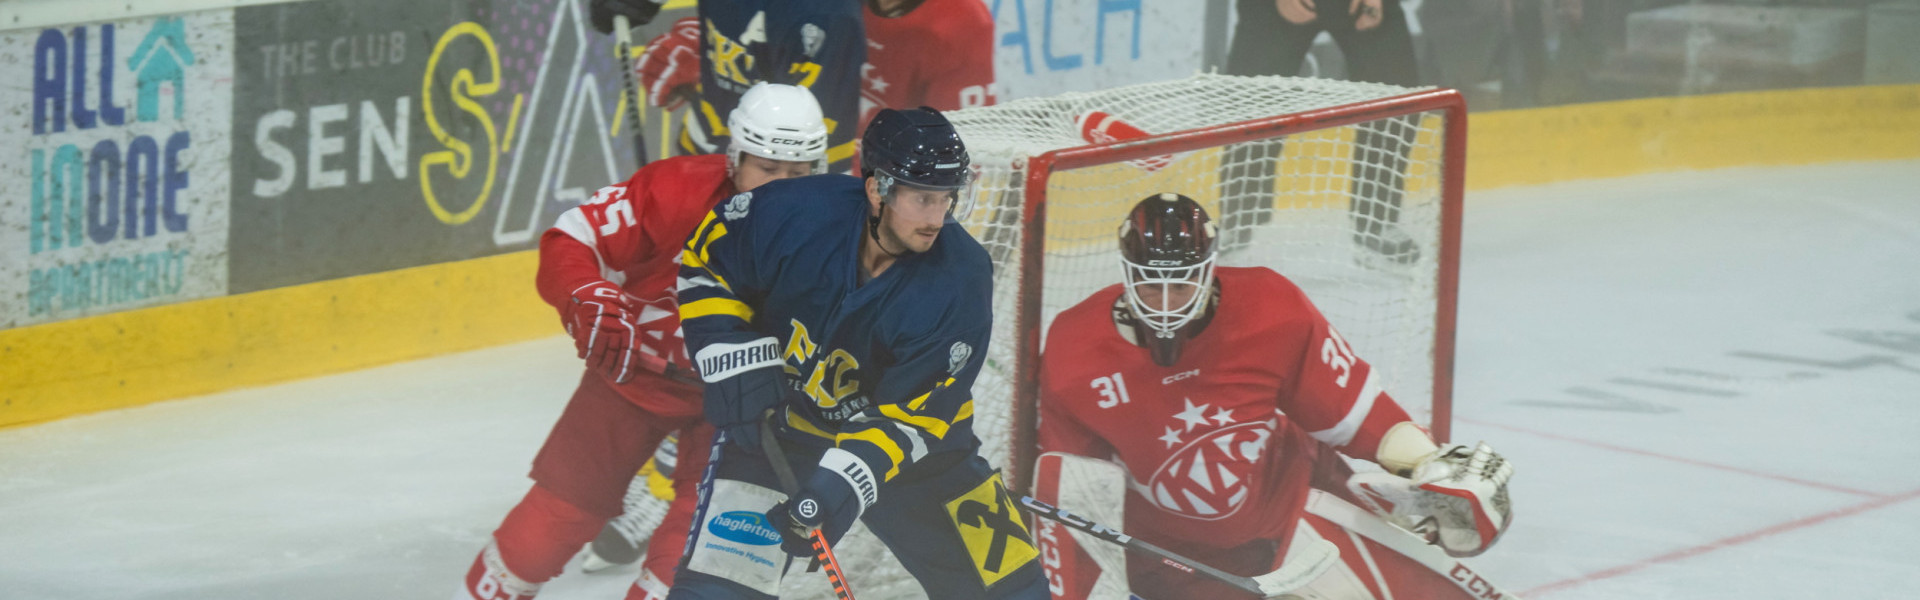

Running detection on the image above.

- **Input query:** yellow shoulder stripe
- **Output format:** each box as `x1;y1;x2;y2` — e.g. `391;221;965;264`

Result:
679;297;754;322
907;377;957;411
880;403;952;440
839;427;905;481
695;221;728;266
785;411;836;439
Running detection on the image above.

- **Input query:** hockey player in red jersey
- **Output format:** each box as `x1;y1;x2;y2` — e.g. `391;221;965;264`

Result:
455;83;831;600
1034;194;1517;600
856;0;997;134
629;0;993;168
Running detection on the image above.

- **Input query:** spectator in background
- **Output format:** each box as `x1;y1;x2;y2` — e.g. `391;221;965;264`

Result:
1222;0;1424;263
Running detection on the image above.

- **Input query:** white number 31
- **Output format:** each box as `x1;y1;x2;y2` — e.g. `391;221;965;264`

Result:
1319;327;1356;388
1091;372;1131;409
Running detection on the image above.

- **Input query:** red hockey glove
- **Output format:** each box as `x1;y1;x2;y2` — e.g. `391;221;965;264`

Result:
566;281;641;383
635;17;702;111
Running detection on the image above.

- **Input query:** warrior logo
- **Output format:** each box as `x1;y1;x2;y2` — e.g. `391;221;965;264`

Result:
723;192;752;221
1145;422;1272;520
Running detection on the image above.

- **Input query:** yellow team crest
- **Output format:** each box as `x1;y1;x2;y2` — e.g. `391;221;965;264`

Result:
944;474;1039;588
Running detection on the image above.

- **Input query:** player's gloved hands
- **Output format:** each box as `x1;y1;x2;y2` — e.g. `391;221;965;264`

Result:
566;281;641;383
766;449;876;558
589;0;665;33
1408;442;1514;557
635;17;702;111
695;337;787;451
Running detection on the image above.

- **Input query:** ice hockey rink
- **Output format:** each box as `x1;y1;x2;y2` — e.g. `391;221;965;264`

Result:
3;159;1917;600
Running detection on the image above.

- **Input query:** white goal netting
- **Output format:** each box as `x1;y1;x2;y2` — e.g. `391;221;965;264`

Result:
790;73;1463;599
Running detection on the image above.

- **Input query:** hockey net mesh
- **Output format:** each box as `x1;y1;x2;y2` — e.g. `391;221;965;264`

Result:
779;73;1457;598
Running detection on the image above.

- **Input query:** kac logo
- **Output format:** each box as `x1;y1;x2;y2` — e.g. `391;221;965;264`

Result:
707;510;782;546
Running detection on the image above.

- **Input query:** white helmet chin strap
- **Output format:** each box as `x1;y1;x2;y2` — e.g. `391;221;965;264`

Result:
1120;254;1217;337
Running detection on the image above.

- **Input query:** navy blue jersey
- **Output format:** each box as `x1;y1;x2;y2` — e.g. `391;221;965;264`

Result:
677;174;993;485
688;0;865;172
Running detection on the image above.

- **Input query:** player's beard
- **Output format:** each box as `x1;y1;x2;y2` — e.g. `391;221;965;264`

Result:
879;210;941;255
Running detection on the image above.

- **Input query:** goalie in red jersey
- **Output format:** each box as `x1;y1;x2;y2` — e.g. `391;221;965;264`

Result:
455;82;829;600
1034;193;1518;600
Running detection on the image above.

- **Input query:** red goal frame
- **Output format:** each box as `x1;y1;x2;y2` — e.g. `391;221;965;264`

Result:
1005;89;1468;494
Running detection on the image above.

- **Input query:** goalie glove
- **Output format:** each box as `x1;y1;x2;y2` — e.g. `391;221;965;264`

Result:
634;17;702;111
1349;442;1514;558
566;281;641;383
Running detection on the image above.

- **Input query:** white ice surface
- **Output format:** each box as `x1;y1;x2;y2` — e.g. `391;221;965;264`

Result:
3;160;1918;599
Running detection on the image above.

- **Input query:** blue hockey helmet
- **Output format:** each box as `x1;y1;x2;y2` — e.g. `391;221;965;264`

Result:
862;107;973;219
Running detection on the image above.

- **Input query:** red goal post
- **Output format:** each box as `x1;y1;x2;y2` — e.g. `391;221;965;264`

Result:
946;75;1467;495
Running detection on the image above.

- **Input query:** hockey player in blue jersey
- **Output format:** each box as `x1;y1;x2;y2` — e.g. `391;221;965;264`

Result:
627;0;865;173
668;107;1048;599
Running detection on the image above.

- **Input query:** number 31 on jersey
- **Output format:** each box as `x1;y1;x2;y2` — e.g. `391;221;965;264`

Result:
1090;373;1131;409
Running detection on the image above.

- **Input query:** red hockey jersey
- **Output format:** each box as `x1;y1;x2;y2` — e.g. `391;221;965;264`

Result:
858;0;996;135
1036;266;1417;596
536;154;736;411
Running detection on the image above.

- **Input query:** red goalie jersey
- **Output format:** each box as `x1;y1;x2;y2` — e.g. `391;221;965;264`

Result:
534;154;736;412
1036;266;1419;598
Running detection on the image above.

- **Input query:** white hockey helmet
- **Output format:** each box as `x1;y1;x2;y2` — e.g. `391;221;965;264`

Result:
727;82;830;174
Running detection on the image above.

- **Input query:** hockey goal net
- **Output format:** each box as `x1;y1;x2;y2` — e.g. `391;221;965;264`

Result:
792;73;1464;598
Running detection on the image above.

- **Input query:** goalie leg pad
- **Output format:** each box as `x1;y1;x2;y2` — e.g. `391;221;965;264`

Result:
1032;452;1132;600
1279;521;1373;600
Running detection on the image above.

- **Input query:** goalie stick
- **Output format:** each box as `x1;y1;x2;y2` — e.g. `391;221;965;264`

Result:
759;417;858;600
1018;495;1339;598
612;14;650;166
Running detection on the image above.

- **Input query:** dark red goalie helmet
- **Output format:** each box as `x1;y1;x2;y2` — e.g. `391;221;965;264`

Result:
1117;193;1219;366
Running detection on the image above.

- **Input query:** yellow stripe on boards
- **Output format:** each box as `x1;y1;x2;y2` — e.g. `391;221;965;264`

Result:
0;251;552;429
1467;84;1920;190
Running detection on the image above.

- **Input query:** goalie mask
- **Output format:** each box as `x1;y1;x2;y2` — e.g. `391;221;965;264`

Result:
1118;193;1218;367
726;82;830;174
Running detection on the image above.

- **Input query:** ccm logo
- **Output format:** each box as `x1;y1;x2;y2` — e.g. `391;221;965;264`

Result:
770;137;805;145
1147;259;1182;266
1162;369;1200;384
1448;564;1506;599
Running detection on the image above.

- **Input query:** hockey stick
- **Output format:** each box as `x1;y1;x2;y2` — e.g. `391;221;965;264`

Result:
612;14;651;167
1017;495;1339;599
759;417;858;600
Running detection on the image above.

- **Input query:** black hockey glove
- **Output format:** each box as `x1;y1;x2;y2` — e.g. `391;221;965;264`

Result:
695;337;787;451
766;448;877;558
589;0;665;33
